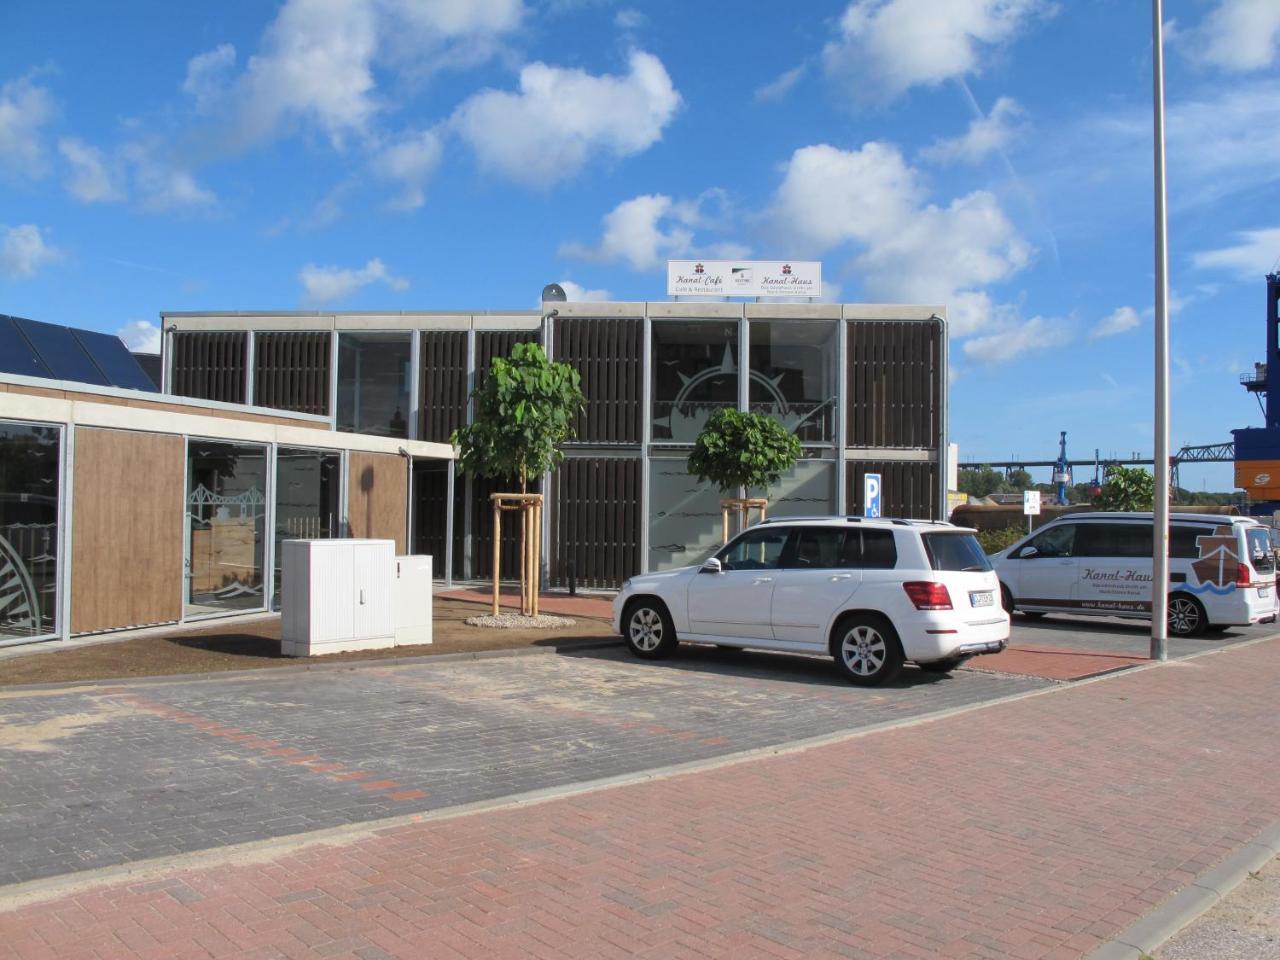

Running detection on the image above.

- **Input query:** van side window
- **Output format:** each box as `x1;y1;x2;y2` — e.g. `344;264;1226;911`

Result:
1075;523;1152;558
1018;524;1075;558
1170;525;1208;559
837;529;898;569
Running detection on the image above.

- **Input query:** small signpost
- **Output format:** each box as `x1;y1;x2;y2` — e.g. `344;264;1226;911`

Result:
1023;489;1041;534
864;473;882;518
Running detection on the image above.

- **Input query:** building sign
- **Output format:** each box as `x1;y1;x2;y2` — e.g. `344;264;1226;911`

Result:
864;473;882;518
667;260;822;299
1023;490;1041;516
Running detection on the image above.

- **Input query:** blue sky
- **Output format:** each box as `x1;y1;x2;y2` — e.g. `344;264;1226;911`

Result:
2;0;1278;491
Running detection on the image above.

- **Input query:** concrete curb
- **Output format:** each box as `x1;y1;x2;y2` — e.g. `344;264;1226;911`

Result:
1085;823;1280;960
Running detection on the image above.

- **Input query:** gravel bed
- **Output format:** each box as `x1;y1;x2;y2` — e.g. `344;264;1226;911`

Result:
464;613;578;629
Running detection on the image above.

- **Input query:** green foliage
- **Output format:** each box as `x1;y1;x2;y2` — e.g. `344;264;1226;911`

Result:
450;342;585;489
958;465;1004;498
1005;468;1033;491
687;409;802;494
1098;464;1155;511
976;525;1026;555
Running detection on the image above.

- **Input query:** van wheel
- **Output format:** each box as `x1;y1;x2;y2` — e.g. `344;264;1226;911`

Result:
832;615;904;687
1167;594;1207;638
623;599;678;659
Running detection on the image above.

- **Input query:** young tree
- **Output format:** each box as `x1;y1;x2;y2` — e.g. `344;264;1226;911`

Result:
1097;464;1155;511
958;465;1003;499
451;342;585;491
688;409;802;505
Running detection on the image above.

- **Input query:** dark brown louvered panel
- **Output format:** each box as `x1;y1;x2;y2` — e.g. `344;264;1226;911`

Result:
845;461;939;520
412;461;464;579
171;332;247;404
253;331;330;416
469;473;542;582
845;320;941;449
549;457;641;589
418;331;469;443
553;318;643;445
475;330;539;386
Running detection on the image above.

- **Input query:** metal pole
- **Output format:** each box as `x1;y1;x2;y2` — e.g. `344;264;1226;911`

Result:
1151;0;1170;662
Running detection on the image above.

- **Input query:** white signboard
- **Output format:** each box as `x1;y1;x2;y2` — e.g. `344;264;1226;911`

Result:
1023;490;1041;516
667;260;822;299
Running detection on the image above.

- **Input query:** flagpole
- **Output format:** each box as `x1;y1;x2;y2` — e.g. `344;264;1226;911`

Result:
1151;0;1171;661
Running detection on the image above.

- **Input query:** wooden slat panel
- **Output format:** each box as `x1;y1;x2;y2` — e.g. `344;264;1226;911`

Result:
548;458;641;588
172;332;247;405
254;332;330;416
553;318;642;445
71;428;184;633
845;460;938;520
419;331;468;443
347;451;407;553
846;320;942;449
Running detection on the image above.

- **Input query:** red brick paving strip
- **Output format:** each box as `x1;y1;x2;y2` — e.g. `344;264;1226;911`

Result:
970;644;1149;681
4;642;1280;959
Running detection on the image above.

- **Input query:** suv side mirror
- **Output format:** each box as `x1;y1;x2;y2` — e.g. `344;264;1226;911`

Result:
700;557;723;574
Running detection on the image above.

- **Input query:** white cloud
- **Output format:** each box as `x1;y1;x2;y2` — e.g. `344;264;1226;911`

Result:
962;315;1069;364
768;141;1030;334
1192;227;1280;278
615;9;645;30
183;43;237;112
372;127;444;210
122;141;217;212
452;49;680;187
58;138;123;203
561;191;748;271
557;280;611;301
1187;0;1280;72
0;224;62;279
0;75;56;180
1090;305;1140;340
823;0;1053;103
117;320;162;353
921;96;1024;164
298;257;408;305
754;64;806;103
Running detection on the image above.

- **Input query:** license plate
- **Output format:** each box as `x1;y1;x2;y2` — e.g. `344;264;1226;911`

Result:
970;590;993;607
1259;585;1271;598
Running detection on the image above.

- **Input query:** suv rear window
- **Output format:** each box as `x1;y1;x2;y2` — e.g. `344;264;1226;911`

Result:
923;532;992;572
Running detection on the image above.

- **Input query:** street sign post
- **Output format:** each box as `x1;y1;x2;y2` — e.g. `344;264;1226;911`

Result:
1023;489;1041;534
864;473;882;518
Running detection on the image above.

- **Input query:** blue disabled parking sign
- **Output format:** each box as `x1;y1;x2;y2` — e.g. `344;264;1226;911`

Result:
864;473;882;518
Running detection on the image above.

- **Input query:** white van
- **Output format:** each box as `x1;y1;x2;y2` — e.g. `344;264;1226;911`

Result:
990;512;1277;636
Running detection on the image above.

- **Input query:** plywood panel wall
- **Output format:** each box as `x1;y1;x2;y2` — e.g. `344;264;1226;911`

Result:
347;451;407;553
72;427;185;633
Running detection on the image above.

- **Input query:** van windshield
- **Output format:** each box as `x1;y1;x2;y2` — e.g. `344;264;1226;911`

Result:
923;533;992;572
1246;528;1275;574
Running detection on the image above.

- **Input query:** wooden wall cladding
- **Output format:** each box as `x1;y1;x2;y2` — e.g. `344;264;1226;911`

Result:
846;320;941;449
475;330;538;385
172;331;247;405
347;451;407;553
419;331;469;443
845;460;938;520
469;472;540;582
550;457;641;588
253;331;331;416
553;318;642;445
71;427;184;633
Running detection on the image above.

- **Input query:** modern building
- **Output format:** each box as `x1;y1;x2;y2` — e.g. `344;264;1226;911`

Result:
0;312;452;647
161;301;948;590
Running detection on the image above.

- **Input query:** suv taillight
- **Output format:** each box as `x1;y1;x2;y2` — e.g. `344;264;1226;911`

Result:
903;581;952;610
1236;562;1252;588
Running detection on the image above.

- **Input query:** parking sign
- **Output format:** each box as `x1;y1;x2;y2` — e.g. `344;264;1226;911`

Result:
864;473;882;518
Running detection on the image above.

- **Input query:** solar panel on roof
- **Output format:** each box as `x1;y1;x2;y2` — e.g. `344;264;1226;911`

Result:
71;328;158;391
13;317;110;385
0;315;54;378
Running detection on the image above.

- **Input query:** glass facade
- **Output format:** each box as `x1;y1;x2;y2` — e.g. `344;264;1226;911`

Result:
0;422;60;641
186;440;268;617
337;332;411;438
647;459;724;572
749;321;837;444
747;458;837;518
273;447;341;607
651;321;738;443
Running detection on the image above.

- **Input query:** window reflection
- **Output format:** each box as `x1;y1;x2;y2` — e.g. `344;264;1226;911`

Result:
273;447;341;608
651;321;738;443
186;441;268;616
337;332;411;438
749;321;836;443
0;422;60;641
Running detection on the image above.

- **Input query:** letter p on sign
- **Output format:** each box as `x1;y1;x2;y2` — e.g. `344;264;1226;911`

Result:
864;473;882;518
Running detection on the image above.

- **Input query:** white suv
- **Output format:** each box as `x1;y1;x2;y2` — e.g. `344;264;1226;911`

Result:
612;517;1010;686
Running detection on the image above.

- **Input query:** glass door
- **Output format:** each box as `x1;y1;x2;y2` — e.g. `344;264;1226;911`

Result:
272;447;341;608
185;440;268;618
0;421;61;643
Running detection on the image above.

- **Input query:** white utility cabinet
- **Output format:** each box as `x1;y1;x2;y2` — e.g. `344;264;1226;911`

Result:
281;539;396;656
395;554;433;646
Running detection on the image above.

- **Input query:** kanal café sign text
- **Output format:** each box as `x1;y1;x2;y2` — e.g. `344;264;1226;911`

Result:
667;260;822;299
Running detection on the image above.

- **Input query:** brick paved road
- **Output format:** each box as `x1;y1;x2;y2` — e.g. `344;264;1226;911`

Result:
0;645;1044;886
2;636;1279;959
